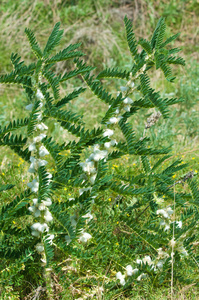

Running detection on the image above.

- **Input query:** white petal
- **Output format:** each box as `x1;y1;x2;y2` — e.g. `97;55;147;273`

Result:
79;232;92;242
38;159;48;167
32;198;38;205
39;146;49;157
33;134;46;143
103;129;114;138
176;220;182;228
104;142;111;148
42;198;52;206
126;265;133;276
90;174;96;184
25;103;34;111
123;97;133;104
82;213;93;222
108;117;119;124
29;143;36;151
34;209;41;217
31;230;40;237
36;243;44;253
36;89;44;100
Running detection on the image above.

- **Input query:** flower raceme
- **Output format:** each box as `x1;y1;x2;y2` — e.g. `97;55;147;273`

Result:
26;89;54;252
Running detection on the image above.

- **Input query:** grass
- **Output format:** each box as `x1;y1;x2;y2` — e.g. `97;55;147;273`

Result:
0;0;199;299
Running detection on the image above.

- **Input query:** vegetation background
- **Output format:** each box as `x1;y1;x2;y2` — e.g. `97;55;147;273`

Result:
0;0;199;299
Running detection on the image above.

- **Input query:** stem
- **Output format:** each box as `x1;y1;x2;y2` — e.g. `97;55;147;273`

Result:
44;264;53;300
171;183;176;300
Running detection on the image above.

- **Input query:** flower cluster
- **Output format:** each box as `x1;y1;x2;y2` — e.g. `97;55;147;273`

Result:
116;252;170;286
145;111;162;129
156;206;174;231
26;89;54;254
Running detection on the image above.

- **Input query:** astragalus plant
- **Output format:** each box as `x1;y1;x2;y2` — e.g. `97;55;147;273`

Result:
0;17;198;299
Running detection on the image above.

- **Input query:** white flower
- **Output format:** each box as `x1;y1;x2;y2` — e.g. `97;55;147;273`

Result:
80;160;96;174
93;144;100;152
159;219;170;231
31;222;49;233
157;248;169;259
34;209;41;218
25;103;34;111
124;105;131;112
90;149;108;161
90;174;97;184
36;123;48;131
156;261;164;269
32;198;38;205
176;220;182;228
108;117;119;124
171;251;175;258
137;273;147;281
123;97;133;104
104;139;117;148
156;209;169;218
157;207;173;219
46;173;52;185
28;157;48;173
38;203;46;211
103;129;114;138
126;265;133;276
37;113;43;121
82;213;93;223
46;172;52;179
166;207;174;216
143;255;153;266
65;235;72;245
79;187;92;195
164;224;170;231
35;243;44;253
42;198;52;206
36;89;44;100
39;146;49;157
31;230;40;237
104;142;111;148
46;234;54;245
178;246;188;256
69;197;75;201
132;268;139;274
79;231;92;243
33;134;46;143
29;143;36;152
27;179;39;193
41;258;47;264
116;272;126;286
136;259;143;265
44;209;53;222
28;205;41;217
170;238;176;248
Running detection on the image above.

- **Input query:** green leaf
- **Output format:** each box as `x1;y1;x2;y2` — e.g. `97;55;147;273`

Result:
96;67;130;80
43;22;63;58
118;120;135;154
0;184;15;193
124;16;138;58
25;28;43;59
27;101;41;136
138;39;153;55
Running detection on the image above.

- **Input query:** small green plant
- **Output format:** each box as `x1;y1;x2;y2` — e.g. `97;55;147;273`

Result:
0;17;198;299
